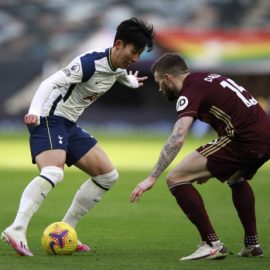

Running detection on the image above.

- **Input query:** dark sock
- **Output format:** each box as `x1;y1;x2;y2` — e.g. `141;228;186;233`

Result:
229;180;259;246
170;183;218;245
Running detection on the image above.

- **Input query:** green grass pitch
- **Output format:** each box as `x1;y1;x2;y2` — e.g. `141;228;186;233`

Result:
0;130;270;270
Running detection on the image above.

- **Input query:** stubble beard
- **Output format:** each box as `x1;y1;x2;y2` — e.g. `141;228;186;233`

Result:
165;89;177;101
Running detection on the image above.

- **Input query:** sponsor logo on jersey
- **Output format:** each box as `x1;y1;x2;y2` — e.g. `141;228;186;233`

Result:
176;96;188;112
83;93;98;102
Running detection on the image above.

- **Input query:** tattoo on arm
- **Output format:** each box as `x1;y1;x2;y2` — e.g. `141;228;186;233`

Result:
151;119;185;178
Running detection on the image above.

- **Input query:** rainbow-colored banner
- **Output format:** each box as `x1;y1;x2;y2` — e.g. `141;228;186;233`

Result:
156;29;270;74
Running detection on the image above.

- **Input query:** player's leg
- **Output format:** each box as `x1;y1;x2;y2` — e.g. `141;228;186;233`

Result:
1;116;68;256
2;150;65;256
61;127;118;251
227;171;263;257
62;144;118;229
167;150;227;260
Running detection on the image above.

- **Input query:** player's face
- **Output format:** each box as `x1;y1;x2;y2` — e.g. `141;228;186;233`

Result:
113;40;144;69
154;72;178;101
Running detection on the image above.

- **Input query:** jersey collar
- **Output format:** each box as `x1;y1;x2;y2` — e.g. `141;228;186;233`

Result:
107;48;117;71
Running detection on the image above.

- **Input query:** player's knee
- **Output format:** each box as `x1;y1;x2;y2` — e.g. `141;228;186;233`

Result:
91;169;119;190
166;170;189;188
227;177;245;186
40;166;64;187
166;171;179;187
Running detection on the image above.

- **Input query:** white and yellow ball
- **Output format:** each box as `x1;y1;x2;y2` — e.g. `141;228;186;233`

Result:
41;222;78;255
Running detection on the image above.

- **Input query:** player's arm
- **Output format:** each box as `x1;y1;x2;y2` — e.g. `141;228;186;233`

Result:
25;59;83;125
25;71;67;125
130;116;194;203
117;70;148;88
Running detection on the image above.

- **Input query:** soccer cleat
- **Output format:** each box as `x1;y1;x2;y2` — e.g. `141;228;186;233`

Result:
238;244;263;257
180;241;227;261
76;240;91;252
1;226;33;256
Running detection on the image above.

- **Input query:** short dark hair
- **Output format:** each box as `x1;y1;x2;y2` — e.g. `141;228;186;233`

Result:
114;17;154;52
151;53;189;76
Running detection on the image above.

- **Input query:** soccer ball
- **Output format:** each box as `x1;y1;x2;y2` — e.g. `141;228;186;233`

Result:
41;222;78;255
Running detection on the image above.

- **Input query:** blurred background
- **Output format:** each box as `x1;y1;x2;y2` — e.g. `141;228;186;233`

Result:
1;0;270;134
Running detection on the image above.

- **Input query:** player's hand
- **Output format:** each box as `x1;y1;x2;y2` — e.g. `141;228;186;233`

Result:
24;114;40;125
130;176;156;203
129;70;148;87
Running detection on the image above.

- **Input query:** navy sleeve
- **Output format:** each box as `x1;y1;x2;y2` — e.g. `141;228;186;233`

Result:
80;51;107;83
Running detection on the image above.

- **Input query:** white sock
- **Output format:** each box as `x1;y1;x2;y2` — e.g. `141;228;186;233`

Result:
62;180;106;228
11;176;53;232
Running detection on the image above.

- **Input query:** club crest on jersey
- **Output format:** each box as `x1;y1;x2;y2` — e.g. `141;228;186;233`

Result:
176;96;188;112
58;135;63;144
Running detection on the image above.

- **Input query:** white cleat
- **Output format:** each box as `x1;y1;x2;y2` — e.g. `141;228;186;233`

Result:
180;241;227;261
238;244;263;257
1;226;33;256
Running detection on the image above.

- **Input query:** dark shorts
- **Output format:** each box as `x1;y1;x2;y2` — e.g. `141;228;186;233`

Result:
197;136;270;182
27;115;97;167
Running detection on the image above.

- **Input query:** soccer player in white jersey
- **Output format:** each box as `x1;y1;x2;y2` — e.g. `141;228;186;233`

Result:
2;18;154;256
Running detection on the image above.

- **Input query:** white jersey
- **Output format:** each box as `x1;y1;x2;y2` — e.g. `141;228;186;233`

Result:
28;48;139;122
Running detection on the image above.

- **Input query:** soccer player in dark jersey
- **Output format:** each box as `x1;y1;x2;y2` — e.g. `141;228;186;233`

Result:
1;18;154;256
130;53;270;260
